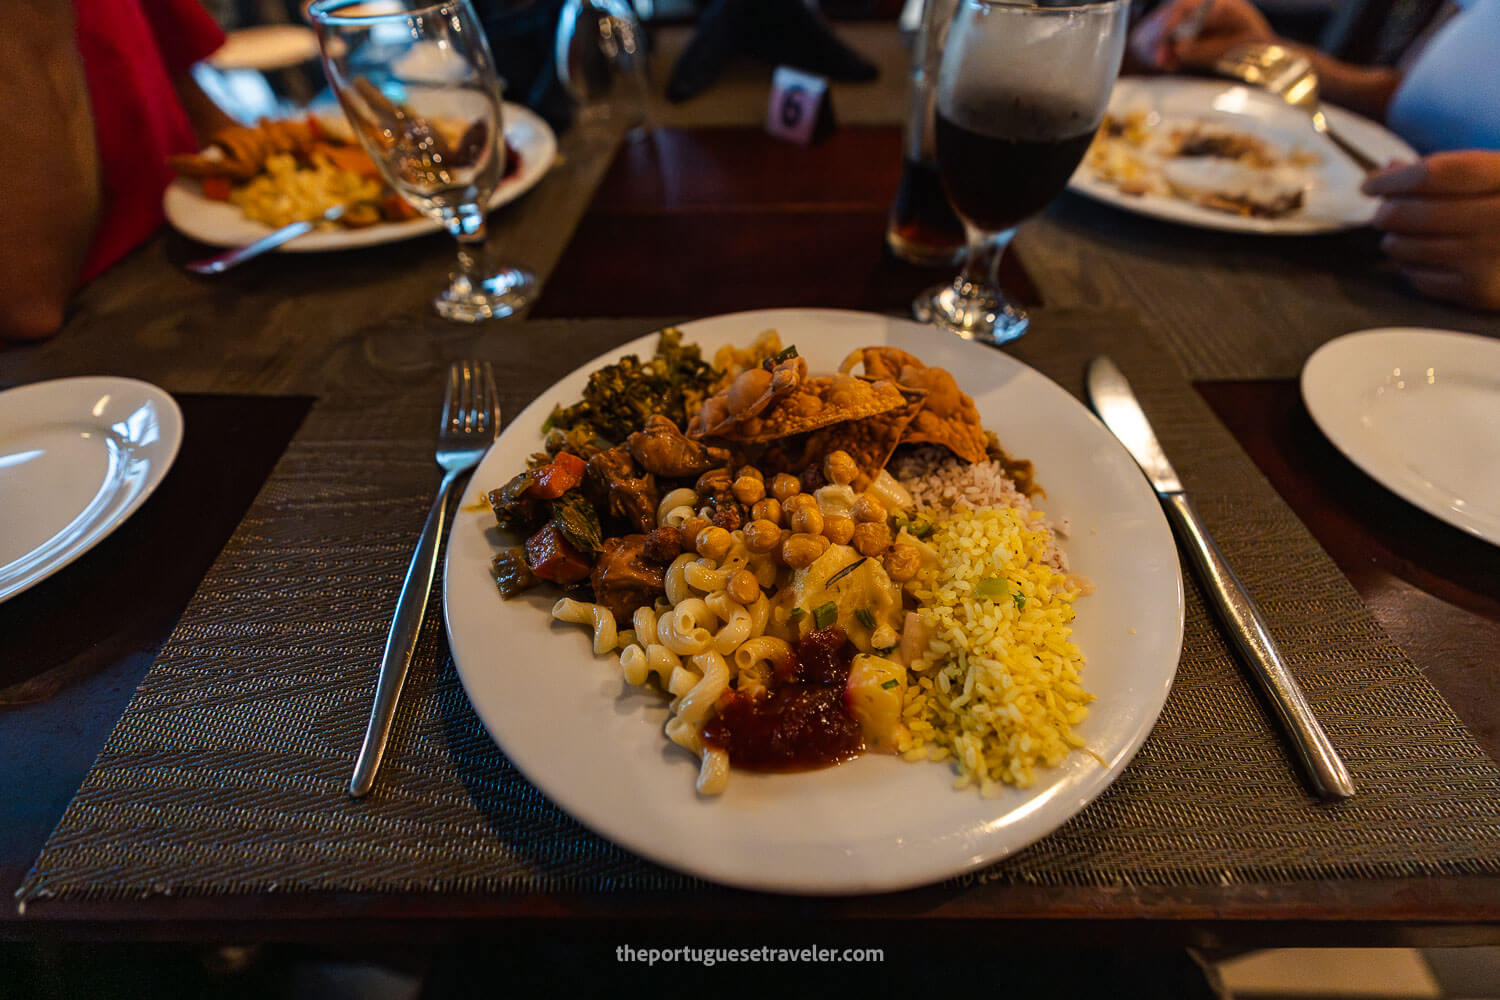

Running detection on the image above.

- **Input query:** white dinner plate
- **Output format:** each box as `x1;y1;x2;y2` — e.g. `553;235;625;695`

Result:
0;377;183;603
1068;77;1415;234
163;102;556;252
443;309;1185;894
1302;328;1500;546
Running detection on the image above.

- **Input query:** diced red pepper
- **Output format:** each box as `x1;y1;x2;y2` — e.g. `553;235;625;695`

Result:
526;452;587;500
201;176;233;201
524;523;592;585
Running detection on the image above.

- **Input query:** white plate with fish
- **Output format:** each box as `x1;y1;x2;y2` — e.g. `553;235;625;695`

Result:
1070;77;1415;234
164;101;555;252
443;309;1184;895
1303;327;1500;545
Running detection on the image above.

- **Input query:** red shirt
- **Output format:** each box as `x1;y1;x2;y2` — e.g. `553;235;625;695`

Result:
73;0;224;282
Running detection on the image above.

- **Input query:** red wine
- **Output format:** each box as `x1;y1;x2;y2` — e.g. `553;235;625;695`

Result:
886;156;966;266
935;101;1096;233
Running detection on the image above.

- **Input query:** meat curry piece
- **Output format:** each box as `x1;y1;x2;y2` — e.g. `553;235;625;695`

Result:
627;414;729;478
591;535;667;622
587;445;659;535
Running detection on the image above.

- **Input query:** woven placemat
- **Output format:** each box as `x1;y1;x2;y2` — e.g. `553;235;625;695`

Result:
17;312;1500;904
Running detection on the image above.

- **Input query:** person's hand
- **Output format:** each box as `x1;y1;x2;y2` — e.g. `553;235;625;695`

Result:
1128;0;1277;73
1363;151;1500;311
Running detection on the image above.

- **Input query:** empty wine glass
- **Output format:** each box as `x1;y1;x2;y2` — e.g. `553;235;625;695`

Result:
308;0;535;322
918;0;1128;345
555;0;652;133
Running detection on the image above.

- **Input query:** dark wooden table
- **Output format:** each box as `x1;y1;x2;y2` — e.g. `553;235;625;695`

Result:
3;25;1498;948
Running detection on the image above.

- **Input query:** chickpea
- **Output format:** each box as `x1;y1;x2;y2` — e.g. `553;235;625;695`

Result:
680;516;712;544
852;494;887;524
727;569;761;606
783;493;818;517
696;468;732;495
731;474;766;506
884;543;921;582
736;466;764;483
771;473;801;502
744;518;782;553
822;450;858;487
788;502;824;538
823;514;855;546
781;532;830;570
852;521;893;557
751;497;782;525
695;525;733;561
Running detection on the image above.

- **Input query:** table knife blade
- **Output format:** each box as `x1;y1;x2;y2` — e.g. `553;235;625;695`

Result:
1086;356;1356;800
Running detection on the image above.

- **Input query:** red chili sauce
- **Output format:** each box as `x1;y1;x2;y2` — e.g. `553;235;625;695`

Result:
702;625;863;770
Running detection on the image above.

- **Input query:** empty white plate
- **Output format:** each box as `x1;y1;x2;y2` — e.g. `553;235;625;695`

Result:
0;377;183;602
1302;328;1500;546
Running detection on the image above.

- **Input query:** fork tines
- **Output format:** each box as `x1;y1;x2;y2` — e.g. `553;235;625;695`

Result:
443;360;499;437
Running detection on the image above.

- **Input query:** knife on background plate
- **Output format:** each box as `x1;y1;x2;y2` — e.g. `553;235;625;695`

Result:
1086;356;1356;800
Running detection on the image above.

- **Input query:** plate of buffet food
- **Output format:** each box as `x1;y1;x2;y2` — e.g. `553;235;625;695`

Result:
1069;77;1414;234
163;101;555;251
443;309;1184;894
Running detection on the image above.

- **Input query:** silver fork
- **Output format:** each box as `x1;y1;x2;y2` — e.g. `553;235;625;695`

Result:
1214;42;1381;173
349;360;500;797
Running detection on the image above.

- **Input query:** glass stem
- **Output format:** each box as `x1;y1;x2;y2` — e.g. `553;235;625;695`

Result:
953;225;1015;299
446;206;488;295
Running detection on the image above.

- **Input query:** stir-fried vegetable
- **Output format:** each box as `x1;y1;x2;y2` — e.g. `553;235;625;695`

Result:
544;329;719;443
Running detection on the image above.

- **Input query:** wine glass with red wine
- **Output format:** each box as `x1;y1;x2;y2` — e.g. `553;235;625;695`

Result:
919;0;1127;344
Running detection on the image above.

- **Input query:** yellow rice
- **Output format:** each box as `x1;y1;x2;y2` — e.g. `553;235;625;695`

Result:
897;506;1091;795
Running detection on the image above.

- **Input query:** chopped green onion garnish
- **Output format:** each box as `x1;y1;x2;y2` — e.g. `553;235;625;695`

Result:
788;606;806;621
769;345;799;364
826;557;867;588
880;679;899;690
1013;591;1027;612
813;601;838;629
855;608;876;630
973;578;1009;600
908;516;933;538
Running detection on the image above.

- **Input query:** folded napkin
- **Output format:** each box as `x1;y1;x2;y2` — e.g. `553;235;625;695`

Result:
668;0;879;103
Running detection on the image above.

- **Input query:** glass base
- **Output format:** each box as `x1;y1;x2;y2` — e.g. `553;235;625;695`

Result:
913;281;1029;346
433;267;536;323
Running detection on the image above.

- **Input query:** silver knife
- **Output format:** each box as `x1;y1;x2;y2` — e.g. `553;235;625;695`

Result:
186;203;347;275
1086;356;1355;800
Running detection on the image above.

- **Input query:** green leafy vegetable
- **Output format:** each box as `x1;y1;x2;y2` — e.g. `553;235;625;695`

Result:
788;607;807;621
880;678;900;690
855;608;877;630
488;470;543;535
813;601;838;629
545;328;718;442
1013;590;1027;612
549;492;604;555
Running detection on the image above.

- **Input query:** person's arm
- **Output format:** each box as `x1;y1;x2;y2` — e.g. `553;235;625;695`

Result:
1130;0;1401;119
0;1;101;341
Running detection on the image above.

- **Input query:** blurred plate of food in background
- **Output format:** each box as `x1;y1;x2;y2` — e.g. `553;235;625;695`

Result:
163;101;555;252
1069;77;1414;234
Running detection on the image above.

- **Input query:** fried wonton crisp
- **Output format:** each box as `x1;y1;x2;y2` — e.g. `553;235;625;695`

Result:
841;347;988;464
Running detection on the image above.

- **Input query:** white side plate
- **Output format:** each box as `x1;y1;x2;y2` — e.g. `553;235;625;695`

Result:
443;309;1185;894
0;377;184;602
1302;327;1500;546
163;102;557;252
